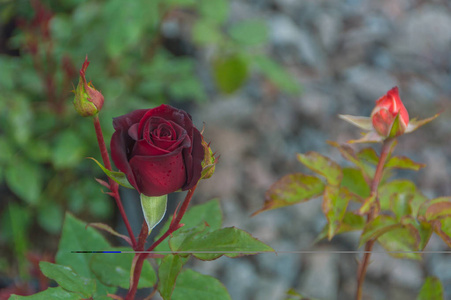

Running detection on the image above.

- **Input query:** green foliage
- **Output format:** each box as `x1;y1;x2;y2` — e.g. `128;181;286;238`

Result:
39;262;96;298
297;152;342;186
213;55;248;94
417;277;444;300
172;269;231;300
8;287;81;300
158;255;185;300
90;247;156;289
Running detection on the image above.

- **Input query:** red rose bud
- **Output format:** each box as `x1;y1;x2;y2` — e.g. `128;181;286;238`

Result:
110;104;204;197
370;87;409;137
73;56;104;117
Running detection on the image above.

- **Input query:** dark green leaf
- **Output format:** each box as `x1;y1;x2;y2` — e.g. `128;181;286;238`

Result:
297;152;342;186
253;173;325;216
90;247;156;289
417;276;444;300
158;255;184;300
213;55;248;94
228;19;268;46
8;287;80;300
170;227;274;260
322;186;351;239
172;269;231;300
155;199;223;252
341;167;370;199
5;157;42;205
252;55;300;94
385;156;425;171
56;213;116;296
39;262;96;298
377;226;421;260
359;215;400;247
88;157;134;189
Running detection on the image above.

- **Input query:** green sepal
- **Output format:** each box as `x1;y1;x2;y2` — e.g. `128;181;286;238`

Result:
88;157;134;189
338;115;373;130
141;194;168;235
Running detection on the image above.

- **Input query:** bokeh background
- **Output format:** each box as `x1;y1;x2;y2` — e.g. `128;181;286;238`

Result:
1;0;451;299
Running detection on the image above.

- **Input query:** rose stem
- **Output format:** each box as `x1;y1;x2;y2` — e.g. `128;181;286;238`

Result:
355;138;395;300
93;115;137;249
126;185;198;300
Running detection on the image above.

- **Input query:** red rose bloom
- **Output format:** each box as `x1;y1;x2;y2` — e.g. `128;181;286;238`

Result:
370;87;409;137
110;104;204;197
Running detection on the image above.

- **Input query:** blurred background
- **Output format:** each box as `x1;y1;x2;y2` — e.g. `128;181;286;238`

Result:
0;0;450;299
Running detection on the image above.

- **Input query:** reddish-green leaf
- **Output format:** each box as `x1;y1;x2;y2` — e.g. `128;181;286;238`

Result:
158;255;184;300
322;186;351;240
359;215;401;247
385;156;425;171
358;194;376;215
315;212;365;243
379;180;416;211
169;227;274;261
377;225;421;260
357;147;379;165
341;168;370;199
297;152;342;186
390;192;413;220
417;276;444;300
431;220;451;248
424;197;451;221
405;113;440;134
253;173;324;216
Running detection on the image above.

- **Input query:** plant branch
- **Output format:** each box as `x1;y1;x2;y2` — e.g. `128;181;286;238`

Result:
93;115;137;249
355;138;395;300
126;185;198;300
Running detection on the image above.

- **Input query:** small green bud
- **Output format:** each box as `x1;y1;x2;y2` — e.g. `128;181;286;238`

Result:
73;56;104;117
200;134;218;180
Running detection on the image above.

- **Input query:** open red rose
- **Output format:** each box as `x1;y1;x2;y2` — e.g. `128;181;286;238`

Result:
110;104;204;197
370;86;409;137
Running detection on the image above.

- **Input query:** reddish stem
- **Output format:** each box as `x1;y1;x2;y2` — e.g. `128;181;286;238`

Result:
93;115;137;249
355;138;395;300
126;185;198;300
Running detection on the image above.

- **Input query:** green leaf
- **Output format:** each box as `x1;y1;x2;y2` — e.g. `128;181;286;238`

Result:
141;194;168;235
213;55;248;94
172;269;231;300
8;287;80;300
431;219;451;248
359;215;401;247
5;157;42;205
53;131;86;169
88;157;134;189
285;288;320;300
357;147;379;165
322;186;351;239
90;247;156;289
253;173;325;216
56;213;116;296
377;226;421;260
390;192;413;220
192;20;222;45
252;55;300;95
199;0;228;24
385;156;425;171
158;255;184;300
297;152;342;186
379;180;416;211
170;227;274;260
358;194;376;215
417;276;444;300
228;19;268;46
39;262;96;298
23;139;51;163
0;136;14;163
155;199;223;252
338;115;373;130
341;167;370;199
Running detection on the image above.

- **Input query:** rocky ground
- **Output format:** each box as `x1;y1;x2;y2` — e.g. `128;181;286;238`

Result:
170;1;451;299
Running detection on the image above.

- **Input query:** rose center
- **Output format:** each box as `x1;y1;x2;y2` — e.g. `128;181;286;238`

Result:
152;123;174;140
